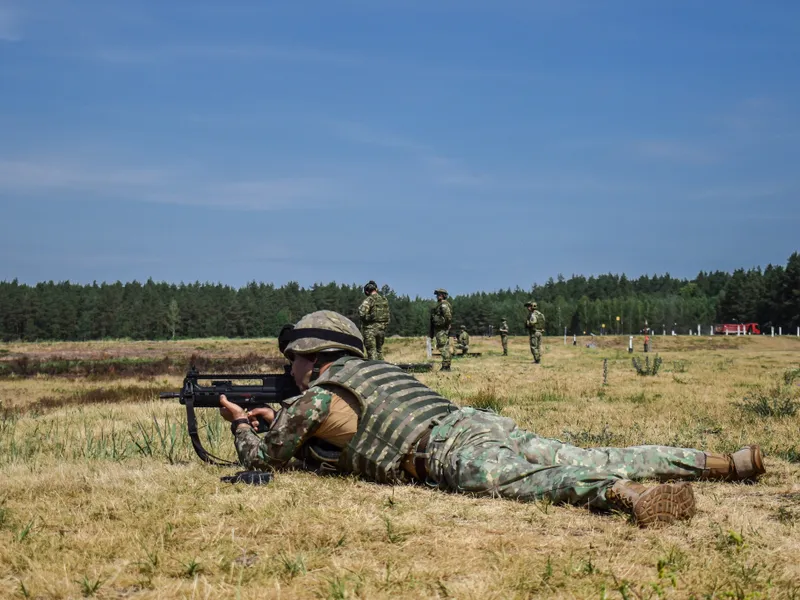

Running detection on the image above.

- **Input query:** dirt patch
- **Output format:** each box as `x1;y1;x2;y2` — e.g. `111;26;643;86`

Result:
0;353;287;379
1;385;163;418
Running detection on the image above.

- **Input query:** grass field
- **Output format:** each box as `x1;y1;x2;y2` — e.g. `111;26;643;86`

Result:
1;334;799;599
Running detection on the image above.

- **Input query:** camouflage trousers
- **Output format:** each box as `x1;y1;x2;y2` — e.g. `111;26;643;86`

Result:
500;334;508;355
362;325;386;361
529;330;542;362
434;330;451;368
455;343;469;355
426;408;705;510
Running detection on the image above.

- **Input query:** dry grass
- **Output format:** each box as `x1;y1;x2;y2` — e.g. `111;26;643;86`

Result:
1;335;799;599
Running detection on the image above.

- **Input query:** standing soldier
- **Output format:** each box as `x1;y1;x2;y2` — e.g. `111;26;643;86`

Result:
524;300;546;364
499;319;509;356
430;288;453;371
358;280;390;360
454;325;470;355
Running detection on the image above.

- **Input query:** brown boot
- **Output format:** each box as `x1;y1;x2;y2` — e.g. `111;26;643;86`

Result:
702;445;765;481
606;480;696;528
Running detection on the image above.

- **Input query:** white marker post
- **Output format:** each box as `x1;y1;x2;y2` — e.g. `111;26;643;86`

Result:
779;327;782;336
771;326;774;337
573;333;577;346
710;325;714;336
564;327;567;345
426;337;432;358
628;335;633;353
697;324;701;336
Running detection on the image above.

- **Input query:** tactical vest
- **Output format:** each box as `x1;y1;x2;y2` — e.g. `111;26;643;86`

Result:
316;357;455;483
431;301;452;330
372;294;390;326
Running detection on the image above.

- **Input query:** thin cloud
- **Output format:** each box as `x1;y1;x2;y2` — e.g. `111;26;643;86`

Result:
0;157;347;211
687;183;795;202
87;43;366;67
326;120;486;188
634;140;720;165
0;159;166;190
0;4;22;41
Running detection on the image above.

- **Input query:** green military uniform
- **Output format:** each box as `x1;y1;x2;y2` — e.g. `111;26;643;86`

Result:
234;357;711;510
431;289;452;370
358;287;390;361
499;319;509;356
454;326;470;355
525;301;545;363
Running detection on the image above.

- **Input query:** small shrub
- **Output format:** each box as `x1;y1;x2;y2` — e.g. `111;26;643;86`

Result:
672;360;688;373
632;355;662;376
467;386;506;413
784;367;800;385
738;385;798;418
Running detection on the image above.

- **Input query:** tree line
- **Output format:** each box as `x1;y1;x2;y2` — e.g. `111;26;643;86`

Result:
0;252;797;342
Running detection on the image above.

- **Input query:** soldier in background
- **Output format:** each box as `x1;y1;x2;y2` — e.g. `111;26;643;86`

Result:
524;300;546;364
454;325;470;355
358;280;390;360
430;288;453;371
499;319;509;356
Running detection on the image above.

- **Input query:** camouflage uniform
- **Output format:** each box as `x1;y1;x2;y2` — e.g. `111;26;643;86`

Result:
499;320;509;356
234;366;706;511
358;293;390;360
431;292;452;369
234;387;334;470
427;408;704;509
525;304;545;363
454;328;470;355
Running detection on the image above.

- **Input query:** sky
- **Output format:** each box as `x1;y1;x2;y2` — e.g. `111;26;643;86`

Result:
1;0;798;297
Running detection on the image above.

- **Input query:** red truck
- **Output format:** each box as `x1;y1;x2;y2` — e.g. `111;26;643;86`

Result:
714;323;762;335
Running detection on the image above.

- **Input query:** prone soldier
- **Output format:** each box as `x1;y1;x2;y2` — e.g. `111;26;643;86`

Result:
220;310;766;528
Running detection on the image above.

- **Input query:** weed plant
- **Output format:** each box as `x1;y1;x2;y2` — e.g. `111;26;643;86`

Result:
632;354;662;376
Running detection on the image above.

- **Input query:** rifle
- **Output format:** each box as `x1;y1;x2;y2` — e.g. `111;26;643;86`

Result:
161;362;433;466
160;365;300;466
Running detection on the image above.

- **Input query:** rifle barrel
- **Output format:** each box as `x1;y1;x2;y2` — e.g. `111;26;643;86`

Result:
159;392;181;399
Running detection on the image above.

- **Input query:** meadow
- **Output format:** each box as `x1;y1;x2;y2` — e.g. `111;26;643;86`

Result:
1;334;799;599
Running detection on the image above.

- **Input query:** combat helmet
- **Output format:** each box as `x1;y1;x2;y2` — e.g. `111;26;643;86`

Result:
279;310;365;360
363;280;378;295
524;300;538;309
460;325;466;330
434;288;448;298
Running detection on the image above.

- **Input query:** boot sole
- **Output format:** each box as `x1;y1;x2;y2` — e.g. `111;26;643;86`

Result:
633;482;696;528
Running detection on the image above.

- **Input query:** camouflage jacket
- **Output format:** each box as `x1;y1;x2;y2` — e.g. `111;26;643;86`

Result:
457;331;470;345
430;300;452;331
358;293;390;327
499;323;509;335
526;310;545;332
233;387;334;470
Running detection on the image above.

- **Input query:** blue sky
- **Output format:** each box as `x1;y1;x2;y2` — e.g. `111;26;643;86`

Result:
1;0;798;297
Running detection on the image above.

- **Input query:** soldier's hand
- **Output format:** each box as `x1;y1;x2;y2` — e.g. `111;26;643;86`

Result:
219;394;246;422
247;407;276;429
